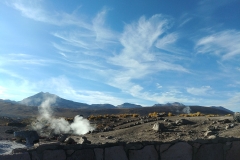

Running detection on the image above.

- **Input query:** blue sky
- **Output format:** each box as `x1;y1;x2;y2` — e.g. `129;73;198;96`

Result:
1;0;240;111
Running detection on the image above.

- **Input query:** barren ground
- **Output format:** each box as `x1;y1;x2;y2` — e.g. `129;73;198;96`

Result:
0;115;239;145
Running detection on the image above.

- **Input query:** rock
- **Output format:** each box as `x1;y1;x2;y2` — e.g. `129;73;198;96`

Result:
214;126;219;130
94;148;103;160
106;136;113;139
105;146;128;160
104;126;113;131
233;112;240;122
14;130;39;145
207;125;215;131
129;145;158;160
68;149;95;160
12;148;28;154
0;152;31;160
226;141;240;160
204;131;215;137
208;135;217;139
152;122;165;132
166;122;173;127
188;130;194;134
35;142;60;153
43;149;66;160
64;137;76;144
5;129;15;134
218;119;231;124
201;121;206;125
125;142;144;150
230;123;235;128
196;143;223;160
57;134;68;142
66;150;75;155
158;112;167;117
160;144;171;153
164;119;169;122
78;136;91;144
157;117;164;120
193;143;201;149
161;142;192;160
6;122;25;127
31;151;41;160
175;119;191;125
226;125;230;130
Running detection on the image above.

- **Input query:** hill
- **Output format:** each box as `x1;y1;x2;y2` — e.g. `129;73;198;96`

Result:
19;92;89;108
0;92;234;118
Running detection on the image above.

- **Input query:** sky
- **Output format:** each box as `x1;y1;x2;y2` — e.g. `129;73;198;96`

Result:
1;0;240;111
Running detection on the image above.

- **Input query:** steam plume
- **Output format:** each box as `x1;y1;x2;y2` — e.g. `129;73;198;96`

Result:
182;106;191;114
31;97;94;136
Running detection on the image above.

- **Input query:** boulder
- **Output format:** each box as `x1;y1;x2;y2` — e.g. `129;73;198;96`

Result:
233;112;240;122
204;131;215;137
14;130;39;145
175;119;191;125
226;125;230;130
152;122;165;132
57;134;68;142
64;137;76;144
78;136;91;144
104;126;113;132
218;119;231;124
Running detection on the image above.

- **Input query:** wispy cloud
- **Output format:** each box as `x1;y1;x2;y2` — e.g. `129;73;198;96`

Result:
109;15;188;73
178;18;192;27
107;15;189;100
92;8;119;43
5;1;196;105
156;83;162;89
1;53;55;66
0;68;26;81
8;0;91;28
186;86;212;96
155;33;178;49
36;76;124;105
196;30;240;60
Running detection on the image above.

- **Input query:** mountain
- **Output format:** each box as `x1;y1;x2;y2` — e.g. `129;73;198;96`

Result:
210;106;234;113
153;102;185;107
4;92;235;113
0;99;18;104
90;104;116;109
0;93;234;118
117;103;142;108
0;100;38;118
19;92;90;109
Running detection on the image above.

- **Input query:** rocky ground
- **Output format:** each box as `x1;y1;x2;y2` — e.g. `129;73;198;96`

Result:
0;114;239;146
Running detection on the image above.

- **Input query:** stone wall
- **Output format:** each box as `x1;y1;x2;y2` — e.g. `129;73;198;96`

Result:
1;139;240;160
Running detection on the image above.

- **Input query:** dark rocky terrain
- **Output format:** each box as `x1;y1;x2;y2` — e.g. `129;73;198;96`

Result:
0;114;239;145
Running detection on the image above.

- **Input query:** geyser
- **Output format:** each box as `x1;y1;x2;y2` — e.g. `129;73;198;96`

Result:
31;97;95;136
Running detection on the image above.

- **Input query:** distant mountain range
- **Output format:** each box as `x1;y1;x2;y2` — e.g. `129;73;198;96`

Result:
18;92;143;109
0;92;234;113
153;102;185;107
210;106;233;114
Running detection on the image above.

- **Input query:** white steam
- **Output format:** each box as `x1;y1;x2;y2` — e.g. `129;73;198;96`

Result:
31;98;95;136
182;106;191;114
